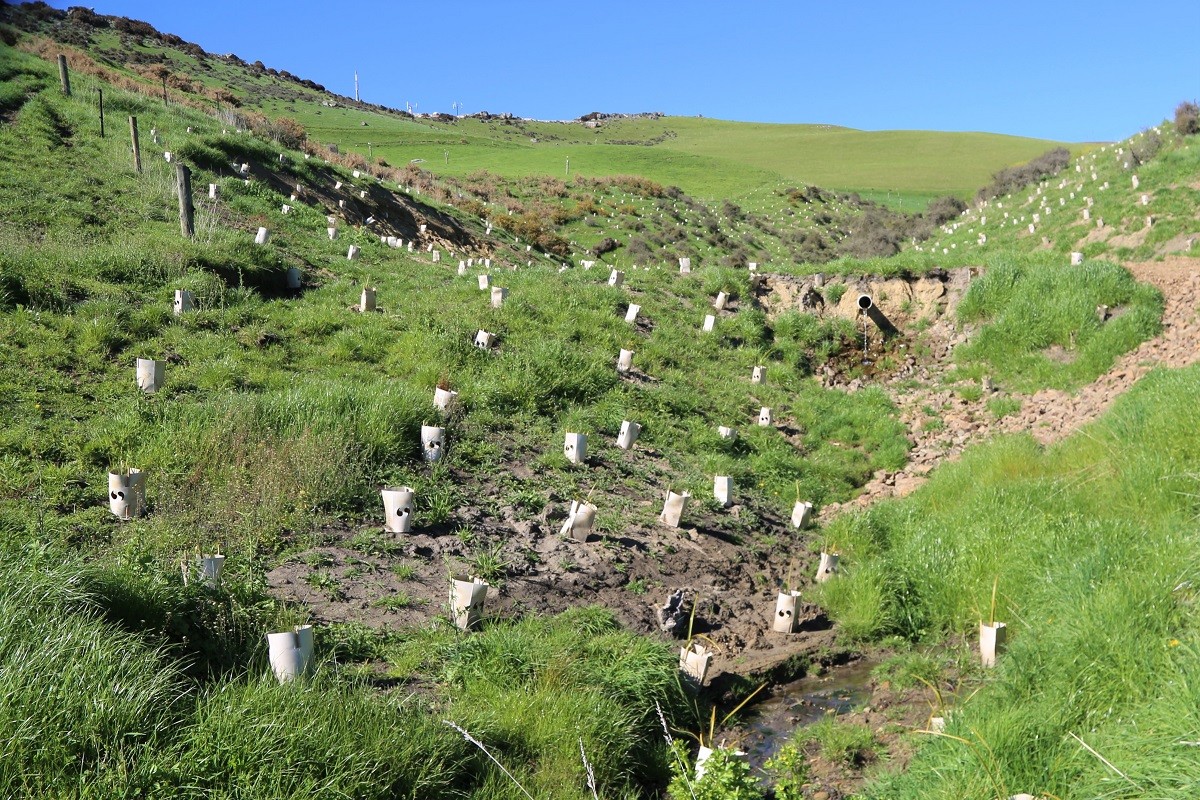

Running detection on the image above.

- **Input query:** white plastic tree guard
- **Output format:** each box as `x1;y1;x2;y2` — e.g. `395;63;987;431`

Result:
421;425;445;463
347;245;360;260
328;227;338;240
208;183;218;199
173;289;194;315
490;286;508;308
758;407;772;426
381;486;415;533
980;621;1007;667
564;432;587;465
714;476;733;508
713;291;728;311
791;500;814;529
559;500;598;542
281;204;291;214
254;227;269;245
107;468;145;520
477;274;491;290
718;426;737;440
695;746;714;780
185;553;225;588
815;552;839;583
136;358;164;393
773;590;803;633
1071;251;1084;265
474;330;494;350
457;262;467;275
608;269;625;287
751;365;765;384
624;303;641;323
679;640;711;686
359;287;376;312
450;576;489;630
432;251;441;263
660;490;690;527
617;420;641;450
267;625;314;682
617;349;633;374
286;268;302;289
678;257;691;274
702;314;716;332
434;387;458;410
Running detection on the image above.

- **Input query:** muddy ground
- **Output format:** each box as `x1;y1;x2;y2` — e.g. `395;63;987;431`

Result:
265;256;1200;795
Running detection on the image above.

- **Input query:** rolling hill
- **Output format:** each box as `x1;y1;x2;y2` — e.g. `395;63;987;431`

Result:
1;4;1199;800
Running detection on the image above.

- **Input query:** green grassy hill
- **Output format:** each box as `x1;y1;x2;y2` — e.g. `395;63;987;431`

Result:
2;4;1199;800
0;31;911;800
4;4;1075;208
915;124;1200;262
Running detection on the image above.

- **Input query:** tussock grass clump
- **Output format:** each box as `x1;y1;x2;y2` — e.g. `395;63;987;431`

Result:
0;560;184;796
954;254;1162;390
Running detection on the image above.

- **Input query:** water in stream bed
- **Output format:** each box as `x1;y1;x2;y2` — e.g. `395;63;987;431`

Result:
732;660;876;773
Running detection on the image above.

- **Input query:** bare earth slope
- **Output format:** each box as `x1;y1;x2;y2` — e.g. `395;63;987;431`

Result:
828;256;1200;516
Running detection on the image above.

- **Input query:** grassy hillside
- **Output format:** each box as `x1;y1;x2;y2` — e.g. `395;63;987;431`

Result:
1;5;1198;800
813;365;1200;799
0;34;910;800
916;123;1200;263
2;4;1076;208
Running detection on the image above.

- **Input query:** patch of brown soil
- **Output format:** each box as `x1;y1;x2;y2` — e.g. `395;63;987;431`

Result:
267;442;846;682
826;256;1200;517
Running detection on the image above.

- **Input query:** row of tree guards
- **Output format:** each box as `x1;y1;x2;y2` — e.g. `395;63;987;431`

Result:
120;247;840;684
62;53;1015;694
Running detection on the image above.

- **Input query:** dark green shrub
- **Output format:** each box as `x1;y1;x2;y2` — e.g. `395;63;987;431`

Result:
1176;101;1199;136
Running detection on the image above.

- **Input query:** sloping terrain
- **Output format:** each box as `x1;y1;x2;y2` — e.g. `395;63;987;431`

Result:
2;5;1199;800
3;3;1075;206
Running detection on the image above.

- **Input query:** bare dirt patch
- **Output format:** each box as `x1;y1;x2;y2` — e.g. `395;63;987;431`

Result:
826;256;1200;517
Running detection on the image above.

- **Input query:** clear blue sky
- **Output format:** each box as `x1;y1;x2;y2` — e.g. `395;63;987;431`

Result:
46;0;1199;142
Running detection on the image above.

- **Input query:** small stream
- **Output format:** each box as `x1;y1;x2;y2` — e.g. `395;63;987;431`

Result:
731;659;876;773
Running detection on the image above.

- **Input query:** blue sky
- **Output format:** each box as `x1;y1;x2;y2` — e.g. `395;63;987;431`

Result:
45;0;1199;142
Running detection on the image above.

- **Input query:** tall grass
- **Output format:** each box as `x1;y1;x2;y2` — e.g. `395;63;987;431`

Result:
813;365;1200;798
0;560;184;797
953;254;1162;390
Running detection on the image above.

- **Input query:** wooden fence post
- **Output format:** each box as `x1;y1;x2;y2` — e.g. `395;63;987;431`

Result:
176;163;195;238
129;115;142;173
57;54;71;96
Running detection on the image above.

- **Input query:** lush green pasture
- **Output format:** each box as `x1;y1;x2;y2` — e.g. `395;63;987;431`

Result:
0;45;909;798
811;364;1200;799
290;109;1076;204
